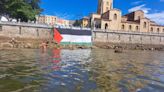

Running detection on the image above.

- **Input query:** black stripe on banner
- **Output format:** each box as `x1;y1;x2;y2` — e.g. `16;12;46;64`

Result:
56;28;91;36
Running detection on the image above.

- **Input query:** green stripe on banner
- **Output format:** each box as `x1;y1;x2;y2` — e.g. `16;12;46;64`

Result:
60;42;92;46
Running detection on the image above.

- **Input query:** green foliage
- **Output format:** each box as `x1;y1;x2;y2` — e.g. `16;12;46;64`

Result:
0;0;9;15
0;0;42;22
73;20;82;27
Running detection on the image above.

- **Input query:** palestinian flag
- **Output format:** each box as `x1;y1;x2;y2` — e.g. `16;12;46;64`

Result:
54;28;63;44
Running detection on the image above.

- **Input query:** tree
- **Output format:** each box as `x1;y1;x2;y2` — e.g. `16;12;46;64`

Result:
0;0;9;15
0;0;42;22
73;20;81;27
25;0;42;15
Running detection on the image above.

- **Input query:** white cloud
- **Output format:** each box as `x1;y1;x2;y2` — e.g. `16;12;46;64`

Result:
146;11;164;25
128;4;164;25
53;12;76;20
131;1;143;5
128;4;151;14
160;0;164;2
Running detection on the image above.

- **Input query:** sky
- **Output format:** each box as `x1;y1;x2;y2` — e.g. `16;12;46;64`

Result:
41;0;164;25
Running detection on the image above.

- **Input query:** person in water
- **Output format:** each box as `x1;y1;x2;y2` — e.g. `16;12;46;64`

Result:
40;41;49;53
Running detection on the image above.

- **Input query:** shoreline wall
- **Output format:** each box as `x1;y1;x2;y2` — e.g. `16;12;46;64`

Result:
0;22;53;39
0;22;164;49
0;22;54;48
93;30;164;49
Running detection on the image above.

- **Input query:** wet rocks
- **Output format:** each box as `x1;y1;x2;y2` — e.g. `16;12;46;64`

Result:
91;46;99;49
0;42;13;48
24;43;32;48
114;46;123;53
93;42;164;51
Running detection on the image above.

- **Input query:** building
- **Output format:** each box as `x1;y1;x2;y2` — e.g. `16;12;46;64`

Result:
80;17;90;28
37;15;70;26
0;16;8;22
82;0;164;33
56;18;70;26
37;15;57;25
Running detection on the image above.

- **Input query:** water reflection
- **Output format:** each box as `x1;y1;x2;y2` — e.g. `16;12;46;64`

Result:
39;49;96;92
52;48;61;70
88;49;164;92
0;49;164;92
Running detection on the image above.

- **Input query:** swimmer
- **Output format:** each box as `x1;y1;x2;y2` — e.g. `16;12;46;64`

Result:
40;41;48;53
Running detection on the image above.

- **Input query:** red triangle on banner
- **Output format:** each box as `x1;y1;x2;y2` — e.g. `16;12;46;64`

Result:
54;28;63;44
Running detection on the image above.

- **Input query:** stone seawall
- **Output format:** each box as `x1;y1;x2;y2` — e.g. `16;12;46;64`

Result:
1;22;164;50
0;22;91;49
0;22;53;39
93;31;164;50
0;22;53;48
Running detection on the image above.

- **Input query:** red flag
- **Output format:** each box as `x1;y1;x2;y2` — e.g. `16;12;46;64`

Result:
53;48;61;63
54;28;63;44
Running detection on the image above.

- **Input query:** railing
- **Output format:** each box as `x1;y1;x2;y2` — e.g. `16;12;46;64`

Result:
0;21;53;28
0;21;92;30
93;29;164;36
54;25;91;30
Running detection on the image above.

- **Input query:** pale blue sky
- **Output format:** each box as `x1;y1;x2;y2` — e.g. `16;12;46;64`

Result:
40;0;164;24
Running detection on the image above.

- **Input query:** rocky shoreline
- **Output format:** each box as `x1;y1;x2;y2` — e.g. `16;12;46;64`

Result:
0;37;164;51
0;37;92;50
93;42;164;51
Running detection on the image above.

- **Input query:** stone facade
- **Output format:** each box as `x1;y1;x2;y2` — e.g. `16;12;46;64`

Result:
0;22;53;39
37;15;70;26
93;31;164;50
97;0;113;14
37;15;57;25
81;17;90;27
0;22;54;48
82;0;164;33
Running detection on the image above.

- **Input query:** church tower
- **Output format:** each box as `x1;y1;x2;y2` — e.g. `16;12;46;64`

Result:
97;0;113;14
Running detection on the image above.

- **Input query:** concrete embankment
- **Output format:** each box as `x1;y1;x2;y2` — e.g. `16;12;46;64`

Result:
0;22;92;50
93;42;164;51
0;36;91;50
92;30;164;51
0;36;51;49
1;36;164;51
1;22;164;51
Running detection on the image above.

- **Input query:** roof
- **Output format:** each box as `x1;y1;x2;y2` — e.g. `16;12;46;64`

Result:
82;16;89;20
121;21;139;24
123;10;144;17
151;24;164;27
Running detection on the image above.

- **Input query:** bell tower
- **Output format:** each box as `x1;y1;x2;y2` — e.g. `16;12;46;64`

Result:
97;0;113;14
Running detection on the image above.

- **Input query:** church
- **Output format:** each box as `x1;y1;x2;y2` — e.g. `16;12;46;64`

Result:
81;0;164;33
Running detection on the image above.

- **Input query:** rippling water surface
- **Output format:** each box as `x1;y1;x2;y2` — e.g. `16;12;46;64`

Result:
0;49;164;92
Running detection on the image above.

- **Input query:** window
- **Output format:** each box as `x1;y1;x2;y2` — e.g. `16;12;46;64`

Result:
144;22;147;28
151;27;153;32
106;2;109;5
106;7;109;11
114;14;117;20
138;16;140;20
157;28;160;33
136;26;139;31
121;25;125;30
163;29;164;32
129;25;132;31
105;23;108;30
95;24;100;29
0;26;2;31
